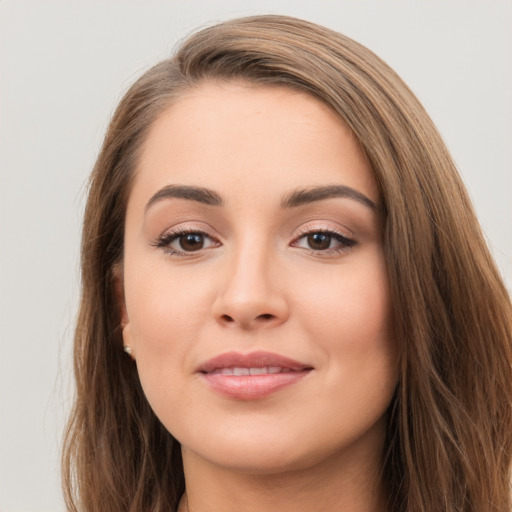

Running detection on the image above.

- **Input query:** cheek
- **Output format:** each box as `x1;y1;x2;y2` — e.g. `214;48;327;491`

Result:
122;260;215;410
298;262;397;447
301;252;391;332
297;253;396;376
124;296;195;425
124;259;212;353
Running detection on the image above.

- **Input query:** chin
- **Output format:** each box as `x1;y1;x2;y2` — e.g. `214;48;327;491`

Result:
179;418;385;477
184;441;318;476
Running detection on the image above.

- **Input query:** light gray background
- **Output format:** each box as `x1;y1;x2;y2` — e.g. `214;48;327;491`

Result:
1;1;510;510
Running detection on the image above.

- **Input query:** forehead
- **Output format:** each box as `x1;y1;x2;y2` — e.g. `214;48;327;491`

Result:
132;81;378;207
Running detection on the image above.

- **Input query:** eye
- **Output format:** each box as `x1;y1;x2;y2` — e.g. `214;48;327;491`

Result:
176;232;207;251
292;230;356;253
153;229;220;255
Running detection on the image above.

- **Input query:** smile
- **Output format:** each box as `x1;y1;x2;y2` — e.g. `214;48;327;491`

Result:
208;366;296;376
198;351;313;400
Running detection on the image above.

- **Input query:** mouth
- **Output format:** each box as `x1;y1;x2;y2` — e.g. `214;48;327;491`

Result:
207;366;300;376
197;351;313;400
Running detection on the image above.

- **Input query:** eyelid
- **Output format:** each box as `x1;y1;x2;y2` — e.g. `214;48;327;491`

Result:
154;220;219;240
290;222;357;255
293;221;355;240
151;223;222;256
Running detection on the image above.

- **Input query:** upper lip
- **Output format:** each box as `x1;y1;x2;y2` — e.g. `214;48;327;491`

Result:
198;350;313;374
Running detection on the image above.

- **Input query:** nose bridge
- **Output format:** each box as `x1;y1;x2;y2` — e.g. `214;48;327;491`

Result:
213;231;288;328
230;241;271;299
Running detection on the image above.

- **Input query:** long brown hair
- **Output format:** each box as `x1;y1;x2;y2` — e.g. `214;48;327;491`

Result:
62;15;512;512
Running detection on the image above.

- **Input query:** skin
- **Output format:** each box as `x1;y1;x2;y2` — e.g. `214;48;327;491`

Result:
120;81;397;512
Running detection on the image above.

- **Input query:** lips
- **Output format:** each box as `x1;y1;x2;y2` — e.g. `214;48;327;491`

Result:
197;351;313;400
208;366;294;375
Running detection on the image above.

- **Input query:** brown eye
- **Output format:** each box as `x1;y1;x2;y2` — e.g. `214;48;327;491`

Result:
292;229;356;254
307;232;332;250
154;230;220;255
179;233;205;251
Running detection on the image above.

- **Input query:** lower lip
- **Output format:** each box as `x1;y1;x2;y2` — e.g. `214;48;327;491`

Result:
201;371;311;400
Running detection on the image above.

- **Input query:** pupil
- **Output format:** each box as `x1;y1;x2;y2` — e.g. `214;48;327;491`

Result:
308;233;331;250
180;233;204;251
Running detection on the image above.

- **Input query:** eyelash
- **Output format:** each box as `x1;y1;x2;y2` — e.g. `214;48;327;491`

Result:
291;227;356;255
151;227;220;256
152;227;356;257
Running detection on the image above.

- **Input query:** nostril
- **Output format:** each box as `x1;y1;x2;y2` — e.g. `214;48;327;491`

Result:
221;314;234;323
259;314;273;320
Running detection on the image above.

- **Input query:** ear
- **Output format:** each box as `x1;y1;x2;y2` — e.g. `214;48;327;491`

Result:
113;263;134;357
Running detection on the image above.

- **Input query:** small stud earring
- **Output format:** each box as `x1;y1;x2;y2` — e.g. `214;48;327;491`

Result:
124;346;134;358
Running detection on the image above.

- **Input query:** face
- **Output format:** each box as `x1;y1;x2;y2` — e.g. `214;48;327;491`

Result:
120;82;397;475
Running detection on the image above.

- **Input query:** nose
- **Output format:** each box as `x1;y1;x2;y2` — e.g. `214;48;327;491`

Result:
212;243;289;330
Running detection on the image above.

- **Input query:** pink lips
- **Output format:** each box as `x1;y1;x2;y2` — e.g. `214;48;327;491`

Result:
197;351;313;400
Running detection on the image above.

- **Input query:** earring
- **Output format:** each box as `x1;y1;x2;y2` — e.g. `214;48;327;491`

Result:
124;346;134;358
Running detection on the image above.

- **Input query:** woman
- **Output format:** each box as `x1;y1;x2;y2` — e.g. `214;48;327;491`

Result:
62;15;512;512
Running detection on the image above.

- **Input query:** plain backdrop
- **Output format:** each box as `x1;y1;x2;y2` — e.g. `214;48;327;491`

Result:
0;1;510;510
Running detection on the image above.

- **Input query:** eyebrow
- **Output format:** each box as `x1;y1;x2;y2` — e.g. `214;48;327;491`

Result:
145;185;223;212
281;185;376;210
145;183;376;213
